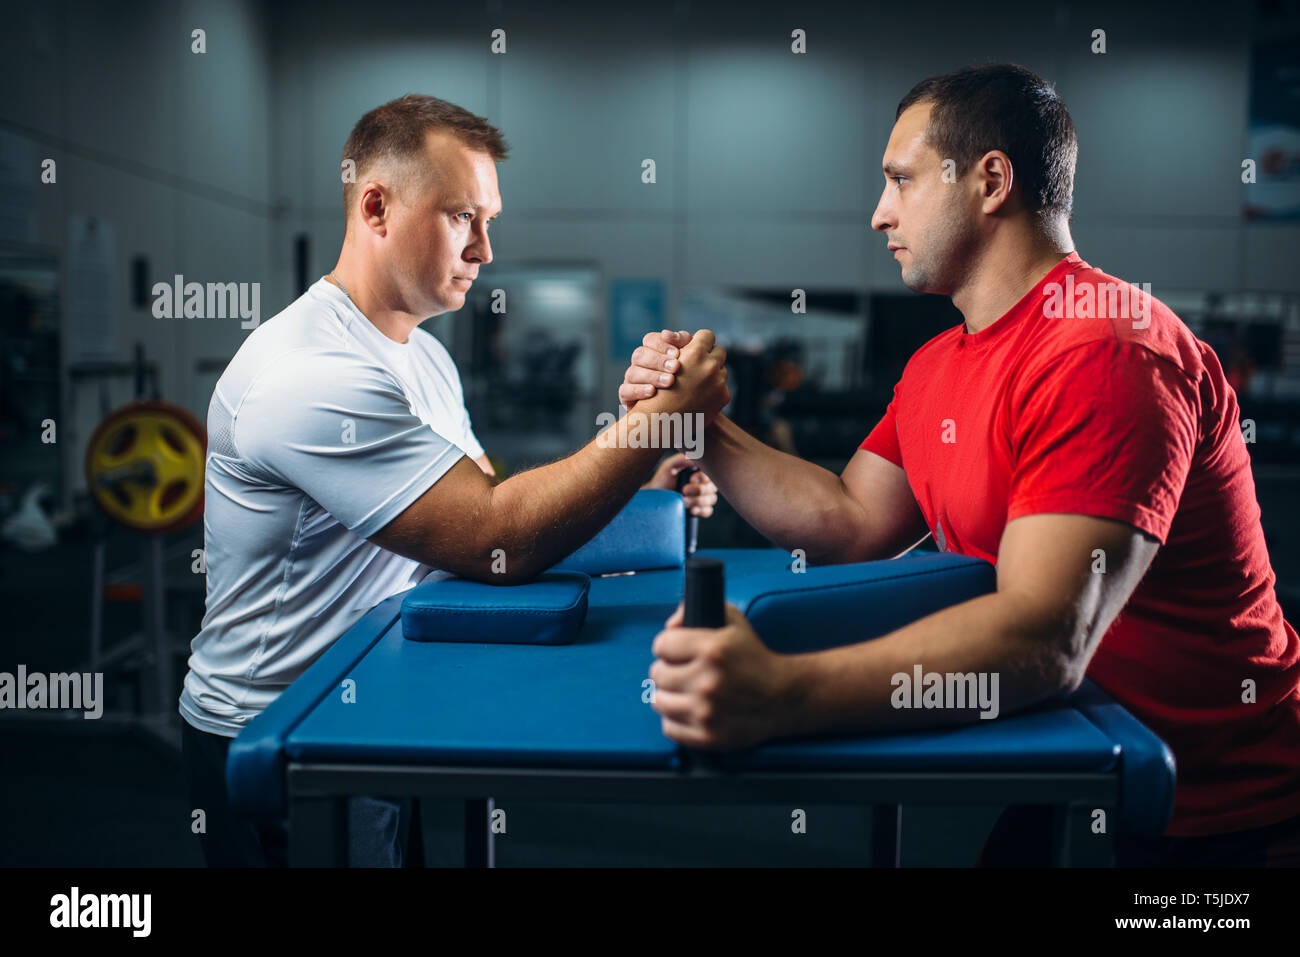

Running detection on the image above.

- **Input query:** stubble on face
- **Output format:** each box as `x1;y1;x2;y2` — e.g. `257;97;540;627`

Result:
387;135;473;318
900;187;979;296
393;187;451;316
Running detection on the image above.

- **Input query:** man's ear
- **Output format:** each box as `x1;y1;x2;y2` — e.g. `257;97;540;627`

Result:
977;150;1015;214
358;182;391;235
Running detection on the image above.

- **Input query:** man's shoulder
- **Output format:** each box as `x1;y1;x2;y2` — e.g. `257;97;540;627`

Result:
237;284;349;356
239;345;400;407
219;290;388;406
1035;262;1208;384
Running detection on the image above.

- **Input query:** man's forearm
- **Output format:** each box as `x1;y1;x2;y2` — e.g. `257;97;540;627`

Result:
486;407;667;578
699;414;867;562
782;592;1071;736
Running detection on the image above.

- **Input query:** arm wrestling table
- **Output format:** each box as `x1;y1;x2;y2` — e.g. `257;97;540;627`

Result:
226;491;1176;867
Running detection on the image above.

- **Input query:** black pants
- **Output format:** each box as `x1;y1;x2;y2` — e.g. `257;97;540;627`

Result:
181;719;423;867
978;804;1300;867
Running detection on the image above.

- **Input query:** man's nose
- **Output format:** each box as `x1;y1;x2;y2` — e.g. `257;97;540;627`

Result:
467;228;492;265
870;188;893;234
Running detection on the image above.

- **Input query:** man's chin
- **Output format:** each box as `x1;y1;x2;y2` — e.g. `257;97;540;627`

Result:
900;268;942;295
432;289;465;312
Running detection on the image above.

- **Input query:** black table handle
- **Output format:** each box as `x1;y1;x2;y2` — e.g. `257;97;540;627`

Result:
683;556;725;628
675;465;700;556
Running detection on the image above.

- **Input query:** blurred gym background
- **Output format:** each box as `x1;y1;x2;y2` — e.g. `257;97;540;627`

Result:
1;0;1298;865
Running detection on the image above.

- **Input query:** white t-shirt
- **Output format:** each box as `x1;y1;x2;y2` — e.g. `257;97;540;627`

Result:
179;278;484;737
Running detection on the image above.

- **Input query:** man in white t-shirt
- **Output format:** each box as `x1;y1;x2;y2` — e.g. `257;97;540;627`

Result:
179;94;729;867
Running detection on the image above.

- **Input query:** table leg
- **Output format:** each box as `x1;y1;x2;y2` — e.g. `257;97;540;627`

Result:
872;804;903;867
1095;812;1117;867
289;795;347;866
465;798;495;868
1051;803;1115;867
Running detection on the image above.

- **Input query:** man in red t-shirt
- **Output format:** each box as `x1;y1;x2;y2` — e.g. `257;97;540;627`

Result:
619;64;1300;865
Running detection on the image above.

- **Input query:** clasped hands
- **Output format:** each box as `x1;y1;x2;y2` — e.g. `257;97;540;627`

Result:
621;329;797;750
628;329;726;517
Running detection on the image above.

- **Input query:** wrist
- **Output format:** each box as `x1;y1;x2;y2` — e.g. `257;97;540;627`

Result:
777;652;821;738
698;413;738;471
636;390;680;418
604;409;673;470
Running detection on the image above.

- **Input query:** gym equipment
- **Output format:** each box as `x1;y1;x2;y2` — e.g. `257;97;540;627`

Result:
84;400;206;534
675;466;700;555
227;493;1175;868
402;571;591;646
683;556;724;627
78;357;207;746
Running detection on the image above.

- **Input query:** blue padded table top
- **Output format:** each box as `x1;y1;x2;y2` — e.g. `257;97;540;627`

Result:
283;549;806;768
285;581;679;769
284;549;1118;774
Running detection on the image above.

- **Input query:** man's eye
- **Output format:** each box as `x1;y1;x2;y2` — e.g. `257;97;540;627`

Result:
458;212;474;222
893;176;906;186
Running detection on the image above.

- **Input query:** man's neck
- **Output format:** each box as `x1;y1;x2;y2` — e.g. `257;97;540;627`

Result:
326;260;423;344
952;227;1074;335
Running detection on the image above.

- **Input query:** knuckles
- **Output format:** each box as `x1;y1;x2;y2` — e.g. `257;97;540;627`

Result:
695;701;717;728
694;673;721;699
698;636;728;666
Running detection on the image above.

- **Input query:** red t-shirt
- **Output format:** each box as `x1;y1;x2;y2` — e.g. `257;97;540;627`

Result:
861;251;1300;837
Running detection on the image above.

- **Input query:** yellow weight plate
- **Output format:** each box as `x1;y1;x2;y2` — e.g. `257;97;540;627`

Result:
84;400;207;534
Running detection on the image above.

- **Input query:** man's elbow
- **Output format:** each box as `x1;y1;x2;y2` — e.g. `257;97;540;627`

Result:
1001;607;1092;708
446;552;548;586
442;493;549;584
801;504;877;565
1041;621;1098;698
487;561;550;586
993;643;1083;720
1055;648;1093;696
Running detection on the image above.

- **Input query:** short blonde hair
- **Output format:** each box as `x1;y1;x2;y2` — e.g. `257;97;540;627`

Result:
340;93;509;218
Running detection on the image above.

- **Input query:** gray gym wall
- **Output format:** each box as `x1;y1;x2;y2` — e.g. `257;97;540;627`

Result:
1;0;1295;491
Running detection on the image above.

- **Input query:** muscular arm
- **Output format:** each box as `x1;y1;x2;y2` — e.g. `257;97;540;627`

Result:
699;414;930;564
783;513;1160;734
621;331;927;564
370;411;662;584
372;332;729;584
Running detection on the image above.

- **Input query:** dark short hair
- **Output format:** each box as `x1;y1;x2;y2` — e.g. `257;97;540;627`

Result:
896;64;1077;219
340;94;509;218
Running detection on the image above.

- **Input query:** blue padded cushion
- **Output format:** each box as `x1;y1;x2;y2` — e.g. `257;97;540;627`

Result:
729;552;996;654
401;571;591;645
552;489;684;575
